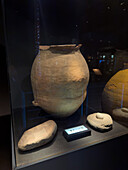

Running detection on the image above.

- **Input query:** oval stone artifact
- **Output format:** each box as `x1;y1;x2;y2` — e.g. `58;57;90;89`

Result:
18;120;57;151
112;108;128;127
31;45;89;117
87;112;113;131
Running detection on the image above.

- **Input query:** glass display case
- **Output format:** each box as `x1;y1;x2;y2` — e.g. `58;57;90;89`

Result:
2;0;128;169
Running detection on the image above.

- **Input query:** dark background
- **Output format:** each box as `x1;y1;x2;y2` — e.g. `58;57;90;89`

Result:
2;0;128;109
39;0;128;49
0;0;128;169
0;1;11;169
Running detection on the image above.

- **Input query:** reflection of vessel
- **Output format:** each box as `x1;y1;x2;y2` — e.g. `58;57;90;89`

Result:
31;45;89;117
102;69;128;126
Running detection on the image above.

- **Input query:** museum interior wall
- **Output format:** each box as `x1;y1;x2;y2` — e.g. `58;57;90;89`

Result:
0;0;10;117
0;2;11;170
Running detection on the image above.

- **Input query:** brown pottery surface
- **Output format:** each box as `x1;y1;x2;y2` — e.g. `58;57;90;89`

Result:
31;45;89;117
112;108;128;127
102;69;128;126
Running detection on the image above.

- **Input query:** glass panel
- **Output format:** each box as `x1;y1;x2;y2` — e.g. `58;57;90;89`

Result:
2;0;128;168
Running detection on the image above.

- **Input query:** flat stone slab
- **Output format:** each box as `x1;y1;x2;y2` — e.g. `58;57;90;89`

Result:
87;112;113;131
18;120;57;151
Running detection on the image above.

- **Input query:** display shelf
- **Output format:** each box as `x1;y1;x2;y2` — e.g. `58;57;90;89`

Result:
12;119;128;170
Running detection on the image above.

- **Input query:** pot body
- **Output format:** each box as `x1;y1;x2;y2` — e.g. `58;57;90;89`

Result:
31;45;89;117
102;69;128;125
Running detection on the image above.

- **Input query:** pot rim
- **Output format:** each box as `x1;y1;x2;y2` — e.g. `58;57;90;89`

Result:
39;44;82;51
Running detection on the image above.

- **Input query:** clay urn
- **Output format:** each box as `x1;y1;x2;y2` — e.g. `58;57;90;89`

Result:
31;44;89;117
102;69;128;125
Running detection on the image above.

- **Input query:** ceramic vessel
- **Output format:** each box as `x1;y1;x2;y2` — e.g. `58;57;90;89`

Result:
102;69;128;123
112;108;128;127
31;44;89;117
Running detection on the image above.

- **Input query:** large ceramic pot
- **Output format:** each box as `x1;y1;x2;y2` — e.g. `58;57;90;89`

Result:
31;44;89;117
102;69;128;126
